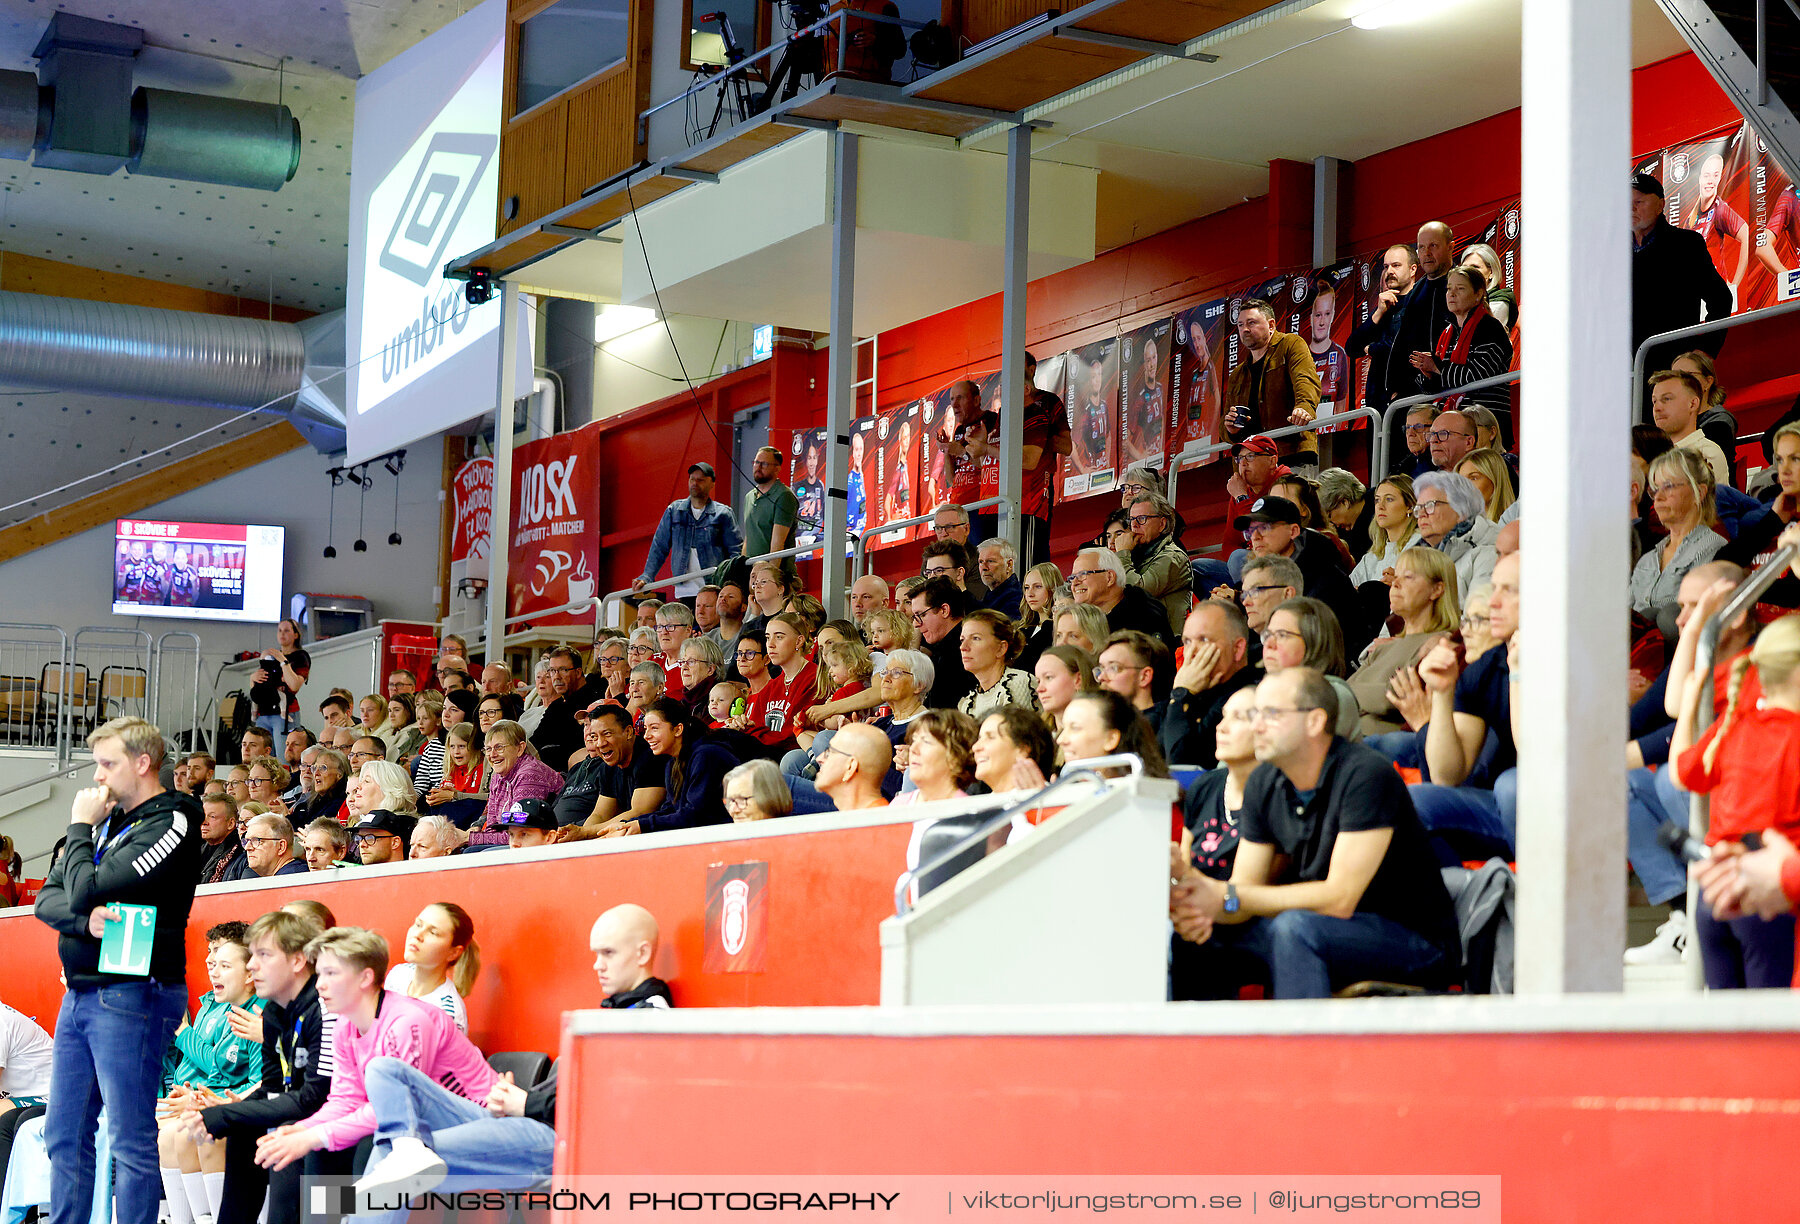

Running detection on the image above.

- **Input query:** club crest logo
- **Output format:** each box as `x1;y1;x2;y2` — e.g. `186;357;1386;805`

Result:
721;879;750;955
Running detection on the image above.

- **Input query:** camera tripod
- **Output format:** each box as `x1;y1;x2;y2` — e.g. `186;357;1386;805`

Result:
753;0;827;114
699;11;755;136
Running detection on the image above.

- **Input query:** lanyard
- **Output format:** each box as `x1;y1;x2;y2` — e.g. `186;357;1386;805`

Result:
91;810;123;865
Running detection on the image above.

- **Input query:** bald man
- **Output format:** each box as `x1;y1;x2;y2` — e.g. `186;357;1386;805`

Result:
849;574;890;623
481;663;514;696
814;724;893;811
350;903;672;1212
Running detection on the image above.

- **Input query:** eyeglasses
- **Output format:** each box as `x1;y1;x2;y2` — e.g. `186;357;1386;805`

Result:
241;836;284;848
1250;706;1317;723
1402;423;1432;435
1070;569;1107;581
248;776;273;785
348;750;379;761
1260;628;1304;645
1413;500;1450;517
909;609;930;623
880;668;914;680
1240;584;1287;600
598;654;626;665
1093;662;1136;679
922;565;953;578
1426;430;1473;443
816;744;853;764
1128;514;1163;527
353;833;395;847
1650;481;1688;498
932;523;962;534
724;794;754;809
546;664;576;675
736;650;764;661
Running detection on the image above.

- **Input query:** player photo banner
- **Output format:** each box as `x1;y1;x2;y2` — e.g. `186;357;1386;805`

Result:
1169;297;1230;468
704;861;769;973
1278;263;1362;433
1664;126;1753;310
870;400;921;552
1119;319;1172;471
1058;337;1119;500
790;427;828;550
847;415;878;539
506;423;600;624
1745;126;1800;307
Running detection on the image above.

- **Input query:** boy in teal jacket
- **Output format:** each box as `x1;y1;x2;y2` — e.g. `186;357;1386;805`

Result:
157;920;265;1224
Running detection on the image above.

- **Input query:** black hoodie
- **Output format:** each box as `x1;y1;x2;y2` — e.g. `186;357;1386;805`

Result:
521;977;674;1126
35;788;203;988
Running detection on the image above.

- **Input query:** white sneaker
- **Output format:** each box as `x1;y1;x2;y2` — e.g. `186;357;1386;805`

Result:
1624;909;1688;965
353;1137;447;1214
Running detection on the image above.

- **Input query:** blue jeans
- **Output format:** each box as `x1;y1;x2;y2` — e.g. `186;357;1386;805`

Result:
1409;767;1517;863
784;774;839;815
1364;730;1424;768
1191;559;1234;596
254;713;291;742
46;980;187;1224
360;1059;556;1222
1174;909;1449;999
1625;765;1690;906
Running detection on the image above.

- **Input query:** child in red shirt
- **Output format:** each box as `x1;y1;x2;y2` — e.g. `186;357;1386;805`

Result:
1672;613;1800;989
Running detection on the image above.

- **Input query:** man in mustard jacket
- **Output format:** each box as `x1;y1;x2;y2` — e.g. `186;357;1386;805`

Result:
1223;298;1322;474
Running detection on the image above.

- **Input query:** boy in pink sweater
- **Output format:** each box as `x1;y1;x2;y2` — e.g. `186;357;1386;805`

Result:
252;927;497;1175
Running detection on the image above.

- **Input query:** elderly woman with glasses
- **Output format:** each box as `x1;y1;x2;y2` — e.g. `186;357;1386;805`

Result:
1409;470;1500;602
594;635;631;700
1633;447;1726;627
722;758;794;822
468;719;563;849
244;756;292;817
676;636;723;720
1256;596;1361;740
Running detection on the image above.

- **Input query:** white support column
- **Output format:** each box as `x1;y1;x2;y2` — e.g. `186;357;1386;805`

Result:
484;281;521;663
822;130;858;620
1515;0;1630;993
1311;156;1341;268
996;123;1031;554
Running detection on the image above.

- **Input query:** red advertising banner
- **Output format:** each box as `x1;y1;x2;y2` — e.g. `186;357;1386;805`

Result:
506;423;600;623
1119;318;1171;470
704;860;769;973
869;400;921;552
450;456;493;566
118;520;249;543
1059;336;1119;500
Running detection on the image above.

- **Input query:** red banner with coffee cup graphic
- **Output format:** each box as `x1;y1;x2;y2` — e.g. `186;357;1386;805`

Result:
506;422;600;625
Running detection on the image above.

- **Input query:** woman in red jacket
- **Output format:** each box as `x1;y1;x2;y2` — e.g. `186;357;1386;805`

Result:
1671;612;1800;988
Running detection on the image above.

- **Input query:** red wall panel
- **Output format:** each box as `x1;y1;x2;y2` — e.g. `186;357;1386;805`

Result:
557;1025;1800;1217
0;820;908;1053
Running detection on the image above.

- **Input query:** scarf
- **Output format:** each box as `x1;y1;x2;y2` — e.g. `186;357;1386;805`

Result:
1434;303;1491;367
1434;516;1479;551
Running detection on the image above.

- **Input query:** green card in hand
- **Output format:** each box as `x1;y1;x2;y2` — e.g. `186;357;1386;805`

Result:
98;904;157;976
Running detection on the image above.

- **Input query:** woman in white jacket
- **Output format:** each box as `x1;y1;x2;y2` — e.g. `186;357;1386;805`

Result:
1349;475;1418;588
1408;471;1499;602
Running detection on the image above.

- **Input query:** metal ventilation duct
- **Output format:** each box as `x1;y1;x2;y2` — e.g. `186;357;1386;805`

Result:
0;13;300;191
0;291;346;453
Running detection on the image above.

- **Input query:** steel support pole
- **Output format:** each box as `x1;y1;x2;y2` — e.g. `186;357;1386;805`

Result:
485;281;521;663
1312;156;1340;267
997;123;1030;553
1515;0;1630;993
822;130;859;620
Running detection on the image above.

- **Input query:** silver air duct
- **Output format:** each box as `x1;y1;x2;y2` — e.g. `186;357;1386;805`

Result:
0;291;346;453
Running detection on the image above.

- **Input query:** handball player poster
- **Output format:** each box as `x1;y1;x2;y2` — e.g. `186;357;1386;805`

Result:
1663;125;1754;308
847;415;878;538
1747;126;1800;307
1283;265;1359;432
1059;337;1118;500
1119;319;1171;471
790;427;827;549
922;378;971;520
871;400;921;552
1169;297;1229;466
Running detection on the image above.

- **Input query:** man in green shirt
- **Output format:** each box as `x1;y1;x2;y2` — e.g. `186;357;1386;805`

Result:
741;445;799;561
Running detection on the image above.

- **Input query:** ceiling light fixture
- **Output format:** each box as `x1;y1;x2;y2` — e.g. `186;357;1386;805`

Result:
1350;0;1471;31
593;304;659;346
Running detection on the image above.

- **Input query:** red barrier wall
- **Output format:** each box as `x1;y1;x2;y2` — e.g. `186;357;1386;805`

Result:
556;1019;1800;1217
0;819;911;1054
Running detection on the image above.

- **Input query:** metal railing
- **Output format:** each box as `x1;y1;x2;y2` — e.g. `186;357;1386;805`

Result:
1377;372;1520;478
1682;538;1798;983
639;7;933;144
1167;408;1380;505
599;542;817;633
0;624;72;758
892;753;1144;916
70;627;152;739
1630;298;1800;425
151;631;204;752
851;496;1010;581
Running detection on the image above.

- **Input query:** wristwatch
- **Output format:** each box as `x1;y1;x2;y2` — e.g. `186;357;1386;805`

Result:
1222;882;1241;915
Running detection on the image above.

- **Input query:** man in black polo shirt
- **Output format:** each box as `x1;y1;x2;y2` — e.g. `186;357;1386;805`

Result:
1161;600;1262;768
1169;668;1459;999
567;705;667;836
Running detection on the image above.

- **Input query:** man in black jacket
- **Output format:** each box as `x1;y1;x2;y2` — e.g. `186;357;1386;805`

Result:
1632;172;1733;376
529;646;590;771
350;904;672;1211
1235;496;1370;658
34;716;202;1224
186;908;347;1224
1345;243;1420;414
1161;601;1263;769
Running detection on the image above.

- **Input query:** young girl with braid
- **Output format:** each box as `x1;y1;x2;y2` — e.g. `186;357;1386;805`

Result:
1670;613;1800;988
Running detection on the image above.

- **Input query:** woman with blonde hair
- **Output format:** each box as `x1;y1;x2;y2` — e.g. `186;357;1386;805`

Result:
1670;610;1800;988
1017;561;1063;672
1259;596;1360;740
1632;447;1725;625
1456;447;1518;522
353;759;419;816
1348;547;1460;737
1052;603;1110;655
1349;476;1417;588
1459;241;1515;328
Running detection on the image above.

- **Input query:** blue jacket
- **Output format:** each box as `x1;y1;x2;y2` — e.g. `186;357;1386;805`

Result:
640;741;739;833
640;498;743;584
1714;483;1769;542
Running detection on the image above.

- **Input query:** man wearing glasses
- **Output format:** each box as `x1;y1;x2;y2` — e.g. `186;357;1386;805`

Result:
1069;548;1177;648
1096;630;1172;733
907;577;979;710
921;538;988;603
242;813;308;878
813;723;893;812
528;646;589;771
1118;491;1192;636
347;809;413;867
1169;668;1460;999
1234;496;1368;658
1162;601;1262;769
1425;408;1479;474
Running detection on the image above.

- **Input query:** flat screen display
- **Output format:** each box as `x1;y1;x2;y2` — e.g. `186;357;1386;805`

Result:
111;520;287;623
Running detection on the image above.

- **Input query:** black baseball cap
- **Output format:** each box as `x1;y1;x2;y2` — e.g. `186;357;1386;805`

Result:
348;809;415;839
1630;172;1664;199
496;798;558;831
688;462;716;478
1232;495;1305;532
